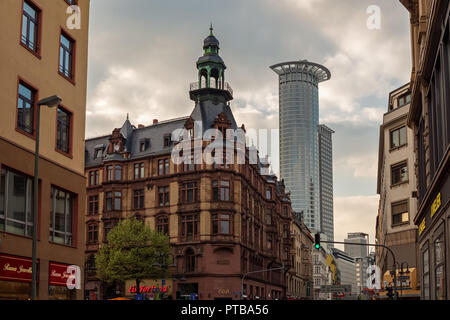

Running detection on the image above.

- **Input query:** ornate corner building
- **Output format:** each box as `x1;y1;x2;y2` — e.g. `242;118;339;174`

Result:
84;28;302;300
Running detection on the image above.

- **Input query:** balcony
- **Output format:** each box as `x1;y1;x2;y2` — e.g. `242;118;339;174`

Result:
189;81;233;102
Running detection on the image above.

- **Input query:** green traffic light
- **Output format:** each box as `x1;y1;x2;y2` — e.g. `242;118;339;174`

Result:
315;244;320;249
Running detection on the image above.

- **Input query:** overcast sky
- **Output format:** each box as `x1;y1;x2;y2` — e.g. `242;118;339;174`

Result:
86;0;412;248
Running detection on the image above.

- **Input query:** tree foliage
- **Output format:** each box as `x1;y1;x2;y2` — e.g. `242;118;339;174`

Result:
95;218;171;285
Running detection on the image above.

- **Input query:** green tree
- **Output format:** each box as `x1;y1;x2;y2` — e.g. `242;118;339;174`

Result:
95;217;171;297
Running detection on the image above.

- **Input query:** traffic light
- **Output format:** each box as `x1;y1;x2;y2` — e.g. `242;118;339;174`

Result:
314;233;321;249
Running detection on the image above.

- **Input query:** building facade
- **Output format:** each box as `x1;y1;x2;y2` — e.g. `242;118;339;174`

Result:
0;0;90;300
313;246;331;300
270;60;331;235
84;28;294;300
400;0;450;300
376;84;418;289
344;233;369;294
331;248;357;297
286;212;314;300
318;125;335;245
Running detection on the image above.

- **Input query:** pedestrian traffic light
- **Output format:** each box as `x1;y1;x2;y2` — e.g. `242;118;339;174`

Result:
314;233;321;249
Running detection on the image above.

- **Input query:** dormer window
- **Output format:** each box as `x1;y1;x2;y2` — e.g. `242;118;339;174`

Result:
94;148;103;160
164;135;172;147
139;139;150;152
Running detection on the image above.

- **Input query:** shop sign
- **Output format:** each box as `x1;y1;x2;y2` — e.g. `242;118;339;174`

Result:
0;254;36;283
217;288;231;295
430;193;441;218
49;262;78;287
418;218;426;236
129;285;168;293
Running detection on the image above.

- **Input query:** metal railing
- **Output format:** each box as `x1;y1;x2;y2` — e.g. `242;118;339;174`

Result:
189;81;233;96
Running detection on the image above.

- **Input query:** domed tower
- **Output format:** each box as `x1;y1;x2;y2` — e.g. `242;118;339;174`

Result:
189;24;233;103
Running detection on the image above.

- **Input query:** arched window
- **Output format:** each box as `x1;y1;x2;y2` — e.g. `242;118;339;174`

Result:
185;248;195;272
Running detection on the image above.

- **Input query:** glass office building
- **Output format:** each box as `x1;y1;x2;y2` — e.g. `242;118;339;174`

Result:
271;60;331;234
318;124;335;243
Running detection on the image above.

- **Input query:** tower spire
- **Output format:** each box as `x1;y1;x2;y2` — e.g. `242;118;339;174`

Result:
210;22;213;36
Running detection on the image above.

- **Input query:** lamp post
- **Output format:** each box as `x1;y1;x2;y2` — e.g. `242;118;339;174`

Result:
31;95;62;300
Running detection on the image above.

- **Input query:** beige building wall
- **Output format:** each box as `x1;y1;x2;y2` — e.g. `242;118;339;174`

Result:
377;84;418;273
0;0;90;175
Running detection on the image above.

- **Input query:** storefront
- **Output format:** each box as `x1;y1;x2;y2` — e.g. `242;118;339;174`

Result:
415;172;449;300
0;254;37;300
379;268;420;300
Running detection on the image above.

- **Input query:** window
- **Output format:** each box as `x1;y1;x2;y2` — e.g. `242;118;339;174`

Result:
105;191;121;211
21;0;40;53
114;166;122;181
107;165;122;181
139;139;149;152
181;182;199;203
56;107;72;154
59;31;75;80
212;213;231;235
164;135;172;147
212;180;230;201
185;249;195;272
283;224;289;239
133;189;144;210
422;247;430;300
103;220;117;242
17;81;36;135
283;207;288;217
390;126;407;149
266;234;272;249
88;195;98;215
158;159;169;176
398;93;411;107
266;188;272;200
180;214;199;241
391;161;408;185
89;170;99;186
158;186;170;207
0;167;34;237
87;223;98;244
94;148;103;159
156;215;169;235
49;187;74;246
434;233;446;300
391;200;408;226
241;216;247;242
183;154;195;172
265;209;272;225
134;163;145;179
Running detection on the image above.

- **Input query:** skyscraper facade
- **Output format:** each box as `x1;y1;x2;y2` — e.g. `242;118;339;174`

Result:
318;125;335;243
270;60;331;234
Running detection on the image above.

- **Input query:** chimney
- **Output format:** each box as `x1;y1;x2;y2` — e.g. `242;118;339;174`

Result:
153;119;158;125
138;124;145;129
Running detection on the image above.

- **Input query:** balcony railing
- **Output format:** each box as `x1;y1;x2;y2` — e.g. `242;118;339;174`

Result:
190;81;233;97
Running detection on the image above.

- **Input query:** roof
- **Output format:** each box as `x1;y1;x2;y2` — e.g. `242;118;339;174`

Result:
270;60;331;83
190;100;237;134
85;117;188;168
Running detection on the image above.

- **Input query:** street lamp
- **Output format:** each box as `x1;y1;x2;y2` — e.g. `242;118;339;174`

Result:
31;95;62;300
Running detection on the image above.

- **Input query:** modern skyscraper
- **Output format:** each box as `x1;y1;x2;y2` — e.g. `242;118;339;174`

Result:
270;60;331;234
318;125;334;244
